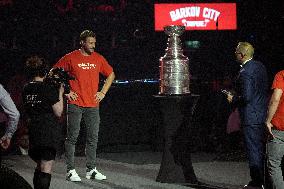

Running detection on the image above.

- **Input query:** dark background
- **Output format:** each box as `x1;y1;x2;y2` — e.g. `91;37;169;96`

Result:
0;0;283;81
0;0;283;153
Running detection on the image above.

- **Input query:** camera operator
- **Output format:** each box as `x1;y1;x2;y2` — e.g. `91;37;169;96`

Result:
22;55;64;189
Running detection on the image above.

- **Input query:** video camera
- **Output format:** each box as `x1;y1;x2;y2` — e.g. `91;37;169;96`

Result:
44;67;75;94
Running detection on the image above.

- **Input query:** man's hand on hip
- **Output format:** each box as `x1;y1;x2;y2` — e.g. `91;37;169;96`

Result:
95;92;105;102
65;91;78;101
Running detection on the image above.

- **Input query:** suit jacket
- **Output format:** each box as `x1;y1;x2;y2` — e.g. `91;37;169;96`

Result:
233;59;268;125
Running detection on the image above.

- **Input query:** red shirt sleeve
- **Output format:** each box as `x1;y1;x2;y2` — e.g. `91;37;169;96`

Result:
53;55;71;72
272;71;284;91
99;55;113;77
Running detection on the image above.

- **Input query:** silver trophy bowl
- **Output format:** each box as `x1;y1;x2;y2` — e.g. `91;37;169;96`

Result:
164;25;185;37
159;25;190;95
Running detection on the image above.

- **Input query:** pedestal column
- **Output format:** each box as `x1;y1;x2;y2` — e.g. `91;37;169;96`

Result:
155;94;200;184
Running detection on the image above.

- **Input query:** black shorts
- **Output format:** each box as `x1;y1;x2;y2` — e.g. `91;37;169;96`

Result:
28;146;56;162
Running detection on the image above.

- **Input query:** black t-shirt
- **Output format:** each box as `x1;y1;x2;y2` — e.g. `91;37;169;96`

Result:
22;81;59;116
22;81;61;148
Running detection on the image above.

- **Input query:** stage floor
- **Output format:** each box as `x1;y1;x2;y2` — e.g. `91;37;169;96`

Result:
2;151;249;189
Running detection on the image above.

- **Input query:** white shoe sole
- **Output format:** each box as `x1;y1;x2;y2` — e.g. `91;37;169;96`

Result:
86;175;106;180
66;177;82;182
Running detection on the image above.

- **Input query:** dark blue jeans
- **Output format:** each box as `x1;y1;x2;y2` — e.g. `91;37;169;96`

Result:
65;104;100;171
243;124;265;186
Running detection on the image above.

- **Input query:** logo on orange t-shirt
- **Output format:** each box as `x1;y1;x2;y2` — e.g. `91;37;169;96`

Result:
78;63;97;70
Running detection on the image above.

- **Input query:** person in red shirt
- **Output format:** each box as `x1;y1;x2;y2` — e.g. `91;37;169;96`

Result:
265;70;284;189
54;30;115;182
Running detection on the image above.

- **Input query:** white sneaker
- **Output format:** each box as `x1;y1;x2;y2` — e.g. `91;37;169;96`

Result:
86;168;106;180
66;169;81;182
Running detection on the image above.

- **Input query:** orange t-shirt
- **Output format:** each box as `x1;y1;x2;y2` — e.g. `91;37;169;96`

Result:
54;50;113;107
271;70;284;130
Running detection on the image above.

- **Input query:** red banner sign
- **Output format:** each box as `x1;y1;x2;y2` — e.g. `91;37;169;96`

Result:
155;3;237;31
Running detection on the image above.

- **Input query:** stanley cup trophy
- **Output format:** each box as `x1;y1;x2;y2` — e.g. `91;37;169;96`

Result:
159;25;190;95
156;25;199;184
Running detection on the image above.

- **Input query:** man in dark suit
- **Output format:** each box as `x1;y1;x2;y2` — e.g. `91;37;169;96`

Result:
226;42;268;189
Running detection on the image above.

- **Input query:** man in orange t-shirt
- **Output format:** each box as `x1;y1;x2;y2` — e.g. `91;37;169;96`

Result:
265;70;284;189
54;30;115;182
